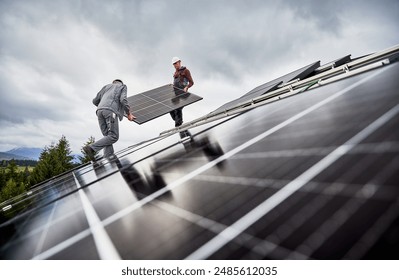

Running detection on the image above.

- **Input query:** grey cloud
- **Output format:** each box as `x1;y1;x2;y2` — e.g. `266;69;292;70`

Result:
0;72;80;124
284;0;399;34
284;0;345;33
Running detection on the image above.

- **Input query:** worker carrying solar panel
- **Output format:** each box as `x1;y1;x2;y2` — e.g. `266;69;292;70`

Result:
170;57;194;127
83;79;136;161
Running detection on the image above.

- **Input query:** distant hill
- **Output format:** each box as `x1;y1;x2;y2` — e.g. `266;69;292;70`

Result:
1;148;42;161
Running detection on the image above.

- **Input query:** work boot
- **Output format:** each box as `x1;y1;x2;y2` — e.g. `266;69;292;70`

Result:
83;145;96;162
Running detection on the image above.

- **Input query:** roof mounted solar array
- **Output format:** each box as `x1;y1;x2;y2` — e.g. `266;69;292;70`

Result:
211;61;320;115
126;84;203;124
1;44;399;260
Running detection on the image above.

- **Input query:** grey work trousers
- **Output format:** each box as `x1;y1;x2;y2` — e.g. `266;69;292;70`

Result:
90;109;119;157
169;107;183;126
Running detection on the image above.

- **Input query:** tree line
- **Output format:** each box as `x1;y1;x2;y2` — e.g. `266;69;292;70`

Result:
1;159;38;167
0;135;96;205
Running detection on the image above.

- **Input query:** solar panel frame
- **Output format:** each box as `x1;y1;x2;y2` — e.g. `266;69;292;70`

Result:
211;81;282;114
315;55;352;73
126;84;203;124
210;61;320;115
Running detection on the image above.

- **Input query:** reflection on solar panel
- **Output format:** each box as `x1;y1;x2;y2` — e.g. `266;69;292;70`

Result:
211;61;320;115
127;84;203;124
1;44;399;260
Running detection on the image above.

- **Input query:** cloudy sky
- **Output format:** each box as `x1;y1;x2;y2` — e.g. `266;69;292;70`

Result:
1;0;398;155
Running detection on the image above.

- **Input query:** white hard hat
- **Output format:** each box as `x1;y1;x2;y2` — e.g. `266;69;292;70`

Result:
172;57;181;64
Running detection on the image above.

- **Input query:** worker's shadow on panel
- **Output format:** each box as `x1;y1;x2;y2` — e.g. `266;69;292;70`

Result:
179;130;225;168
112;156;171;201
99;129;225;200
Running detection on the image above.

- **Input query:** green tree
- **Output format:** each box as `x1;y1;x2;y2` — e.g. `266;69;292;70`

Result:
30;146;51;186
0;168;6;189
30;135;75;186
0;161;34;205
21;166;30;186
79;136;98;164
54;135;74;173
6;159;18;181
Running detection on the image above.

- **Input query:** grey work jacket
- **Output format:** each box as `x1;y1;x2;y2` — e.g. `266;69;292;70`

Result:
92;82;130;121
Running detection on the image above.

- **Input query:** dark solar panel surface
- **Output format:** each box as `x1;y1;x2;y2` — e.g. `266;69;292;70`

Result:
1;62;398;260
211;61;320;115
127;84;203;124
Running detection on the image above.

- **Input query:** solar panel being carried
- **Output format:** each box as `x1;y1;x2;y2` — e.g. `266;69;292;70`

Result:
127;84;203;124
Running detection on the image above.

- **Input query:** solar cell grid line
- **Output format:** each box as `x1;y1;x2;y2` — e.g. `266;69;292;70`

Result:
185;96;398;260
249;183;348;253
288;183;384;259
2;198;85;255
73;172;121;260
185;174;291;190
298;150;399;259
127;84;203;124
281;185;378;258
33;200;59;256
233;145;399;258
192;172;397;202
76;169;143;223
234;176;396;256
1;185;93;260
6;192;89;259
0;173;79;229
184;174;377;201
0;203;39;256
343;199;399;259
152;199;310;259
32;229;92;260
330;154;399;259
